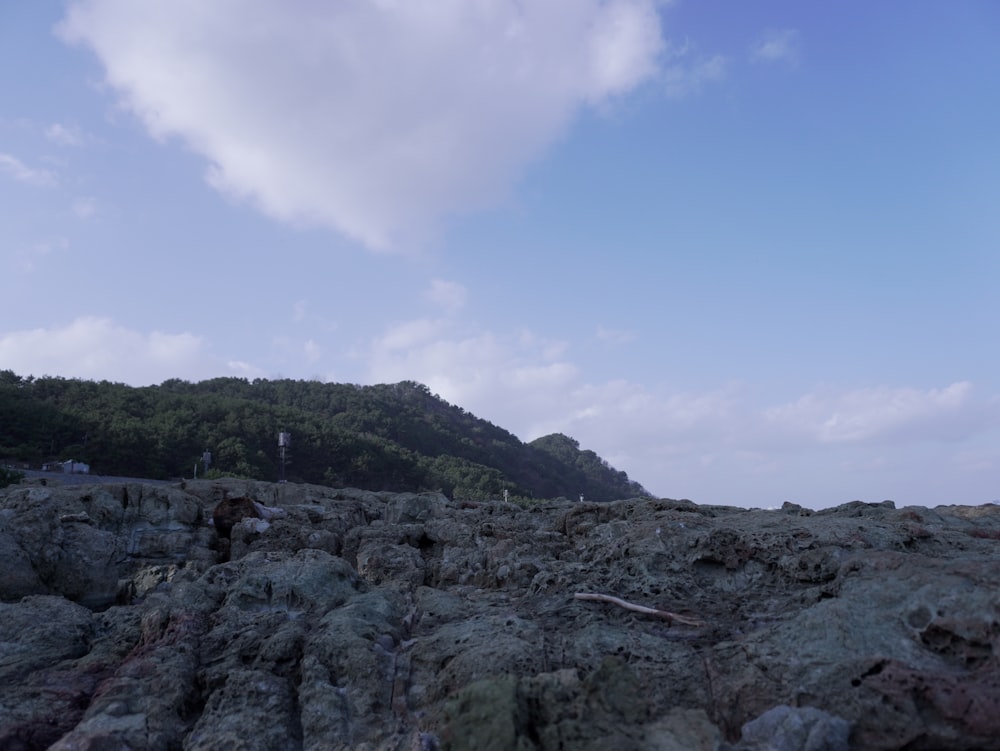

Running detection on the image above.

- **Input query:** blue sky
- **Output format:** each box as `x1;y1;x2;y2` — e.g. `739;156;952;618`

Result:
2;1;999;508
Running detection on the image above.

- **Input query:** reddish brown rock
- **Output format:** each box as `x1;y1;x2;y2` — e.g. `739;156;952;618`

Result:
211;495;261;540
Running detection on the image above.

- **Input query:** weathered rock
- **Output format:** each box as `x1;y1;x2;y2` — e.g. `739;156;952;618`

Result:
735;705;850;751
0;596;104;749
1;480;999;750
0;483;213;608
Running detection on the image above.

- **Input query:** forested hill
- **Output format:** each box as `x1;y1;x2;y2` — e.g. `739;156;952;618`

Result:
0;371;649;501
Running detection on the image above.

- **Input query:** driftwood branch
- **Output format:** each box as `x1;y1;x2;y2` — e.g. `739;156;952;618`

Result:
574;592;703;627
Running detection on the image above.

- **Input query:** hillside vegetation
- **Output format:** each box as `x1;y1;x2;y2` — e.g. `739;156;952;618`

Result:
0;371;648;501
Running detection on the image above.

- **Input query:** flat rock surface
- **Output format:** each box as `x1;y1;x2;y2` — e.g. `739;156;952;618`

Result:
1;480;998;750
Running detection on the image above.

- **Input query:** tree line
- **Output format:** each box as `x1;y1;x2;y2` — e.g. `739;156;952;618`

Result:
0;371;649;501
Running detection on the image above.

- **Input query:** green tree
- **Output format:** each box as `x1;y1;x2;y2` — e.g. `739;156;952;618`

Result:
0;372;650;499
0;467;24;488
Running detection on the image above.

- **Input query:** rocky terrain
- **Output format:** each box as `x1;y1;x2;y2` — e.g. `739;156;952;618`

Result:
1;478;998;750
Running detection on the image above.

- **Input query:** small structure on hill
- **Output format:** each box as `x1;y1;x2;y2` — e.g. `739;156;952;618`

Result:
41;459;90;474
278;431;291;483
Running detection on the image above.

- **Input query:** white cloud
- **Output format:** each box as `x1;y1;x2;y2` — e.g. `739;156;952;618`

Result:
750;29;800;65
662;52;727;98
58;0;665;251
363;314;735;463
424;279;468;314
0;153;57;187
0;317;233;385
362;317;768;501
540;379;738;455
373;319;447;355
596;324;636;343
45;122;85;146
517;329;569;361
367;318;573;421
587;0;666;101
763;381;982;445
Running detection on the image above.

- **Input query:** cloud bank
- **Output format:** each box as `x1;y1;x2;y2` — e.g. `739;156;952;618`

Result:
363;313;998;504
58;0;666;251
0;317;226;385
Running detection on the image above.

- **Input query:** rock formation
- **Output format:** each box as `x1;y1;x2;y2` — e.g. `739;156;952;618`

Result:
1;479;998;750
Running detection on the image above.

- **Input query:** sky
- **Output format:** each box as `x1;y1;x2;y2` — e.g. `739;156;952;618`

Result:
2;1;999;509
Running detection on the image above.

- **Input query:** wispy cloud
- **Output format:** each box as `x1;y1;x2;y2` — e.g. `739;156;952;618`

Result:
17;237;70;272
423;279;468;314
290;299;338;333
58;0;666;251
226;360;265;380
303;339;321;363
45;122;85;146
72;196;98;219
750;29;800;65
662;51;727;98
0;153;57;187
596;324;636;344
